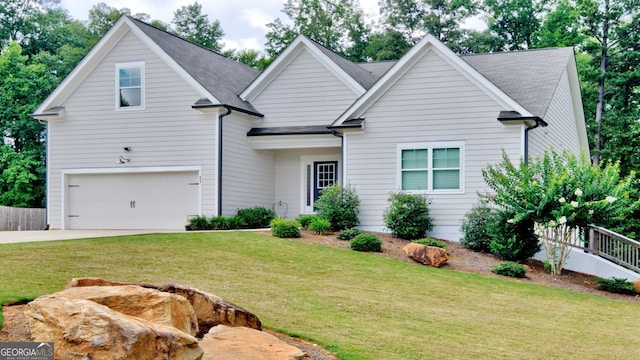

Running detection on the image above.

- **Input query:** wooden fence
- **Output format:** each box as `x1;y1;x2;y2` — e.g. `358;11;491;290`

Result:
0;206;46;231
588;225;640;273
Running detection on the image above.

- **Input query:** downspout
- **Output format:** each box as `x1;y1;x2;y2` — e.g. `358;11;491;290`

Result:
331;131;345;186
217;106;232;215
523;119;545;164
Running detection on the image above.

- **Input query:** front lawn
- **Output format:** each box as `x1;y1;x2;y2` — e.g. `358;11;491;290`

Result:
1;231;639;359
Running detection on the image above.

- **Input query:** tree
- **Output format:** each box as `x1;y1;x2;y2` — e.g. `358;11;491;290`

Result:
577;0;640;164
458;29;504;54
533;0;584;48
264;0;370;59
87;2;149;39
483;0;546;50
20;9;92;57
0;0;60;47
0;42;56;207
483;149;638;274
380;0;479;48
0;42;55;152
222;48;272;70
171;2;224;52
362;29;412;61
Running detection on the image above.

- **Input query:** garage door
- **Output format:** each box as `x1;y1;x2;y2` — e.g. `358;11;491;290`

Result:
66;171;199;229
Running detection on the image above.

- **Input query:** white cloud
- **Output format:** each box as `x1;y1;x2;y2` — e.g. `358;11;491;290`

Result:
241;8;274;32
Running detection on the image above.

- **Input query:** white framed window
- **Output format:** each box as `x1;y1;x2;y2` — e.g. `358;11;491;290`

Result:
116;62;144;110
397;141;464;193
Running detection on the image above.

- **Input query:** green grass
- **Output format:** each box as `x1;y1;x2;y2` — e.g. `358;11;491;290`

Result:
2;232;640;359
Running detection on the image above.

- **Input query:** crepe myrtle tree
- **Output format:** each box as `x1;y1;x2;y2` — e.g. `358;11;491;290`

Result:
482;149;638;275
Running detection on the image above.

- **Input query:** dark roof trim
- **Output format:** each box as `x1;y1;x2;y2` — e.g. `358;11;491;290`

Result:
30;106;65;120
192;100;264;118
328;118;364;130
247;126;333;136
497;111;548;127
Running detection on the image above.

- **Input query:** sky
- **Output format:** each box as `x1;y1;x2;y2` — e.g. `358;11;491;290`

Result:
59;0;384;52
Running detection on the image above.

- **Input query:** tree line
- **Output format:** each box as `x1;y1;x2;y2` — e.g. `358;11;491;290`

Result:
0;0;638;209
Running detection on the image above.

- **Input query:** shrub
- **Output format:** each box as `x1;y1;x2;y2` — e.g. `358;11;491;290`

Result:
350;233;382;252
595;277;637;294
296;215;318;229
309;217;331;235
460;196;497;253
487;211;541;262
337;228;362;241
209;216;230;230
270;218;300;238
237;206;276;228
492;261;527;278
226;215;247;229
383;191;433;240
314;184;360;231
412;237;447;249
187;216;210;230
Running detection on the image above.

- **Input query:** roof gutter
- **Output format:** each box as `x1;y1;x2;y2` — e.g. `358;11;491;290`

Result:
498;111;548;164
192;102;264;118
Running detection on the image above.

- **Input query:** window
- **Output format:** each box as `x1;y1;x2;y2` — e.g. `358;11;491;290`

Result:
116;62;144;109
398;142;463;192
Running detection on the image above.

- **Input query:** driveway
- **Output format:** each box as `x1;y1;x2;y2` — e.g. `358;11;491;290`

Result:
0;230;181;244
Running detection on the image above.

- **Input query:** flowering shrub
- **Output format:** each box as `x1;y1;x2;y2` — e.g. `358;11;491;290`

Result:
483;149;638;275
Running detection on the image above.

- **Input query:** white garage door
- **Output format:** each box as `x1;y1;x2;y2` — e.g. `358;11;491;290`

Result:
66;171;199;230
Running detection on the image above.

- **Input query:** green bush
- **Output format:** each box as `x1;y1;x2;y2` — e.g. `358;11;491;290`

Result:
492;261;527;278
187;216;210;230
226;215;247;229
296;215;318;229
413;237;447;249
460;196;497;253
209;216;230;230
383;191;433;240
336;228;362;241
237;206;276;228
314;184;360;231
350;233;382;252
595;277;637;294
488;211;541;262
309;217;331;235
270;218;300;238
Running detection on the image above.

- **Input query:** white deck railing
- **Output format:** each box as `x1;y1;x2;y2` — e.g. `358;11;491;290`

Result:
587;225;640;273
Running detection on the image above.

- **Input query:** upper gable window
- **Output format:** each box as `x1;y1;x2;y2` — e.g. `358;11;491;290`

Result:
116;62;144;110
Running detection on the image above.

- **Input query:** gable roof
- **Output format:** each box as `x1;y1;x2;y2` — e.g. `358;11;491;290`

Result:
461;48;574;119
333;35;580;128
307;39;379;90
241;35;375;101
33;16;260;116
332;34;535;127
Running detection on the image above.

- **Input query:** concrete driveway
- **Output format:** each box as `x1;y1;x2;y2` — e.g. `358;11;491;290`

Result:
0;230;181;244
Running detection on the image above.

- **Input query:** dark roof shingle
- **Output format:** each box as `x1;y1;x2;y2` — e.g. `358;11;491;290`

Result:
128;16;260;113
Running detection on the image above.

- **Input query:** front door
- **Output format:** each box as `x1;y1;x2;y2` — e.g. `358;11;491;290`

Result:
313;161;338;203
302;159;339;214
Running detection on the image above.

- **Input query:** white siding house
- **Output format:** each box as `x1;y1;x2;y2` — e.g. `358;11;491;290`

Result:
33;17;588;240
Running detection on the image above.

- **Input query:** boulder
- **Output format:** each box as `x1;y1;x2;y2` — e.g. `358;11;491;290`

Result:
24;296;203;360
403;243;448;267
158;284;262;337
200;325;305;360
50;285;198;336
66;278;262;337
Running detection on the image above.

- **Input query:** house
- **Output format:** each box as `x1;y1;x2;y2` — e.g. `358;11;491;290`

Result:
32;16;588;240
